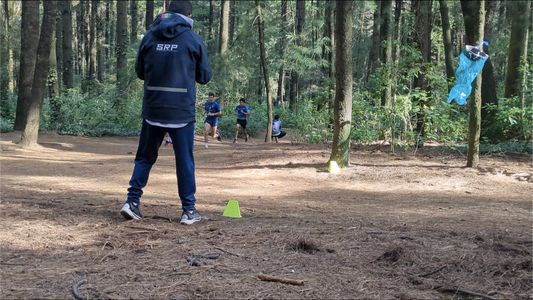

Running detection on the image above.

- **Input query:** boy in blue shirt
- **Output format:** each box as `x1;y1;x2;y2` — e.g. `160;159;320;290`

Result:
233;98;250;143
203;92;222;148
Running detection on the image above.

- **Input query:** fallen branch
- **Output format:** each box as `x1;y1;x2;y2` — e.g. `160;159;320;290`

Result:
215;247;241;257
72;280;87;300
418;265;447;277
200;254;220;259
366;231;385;234
435;287;500;300
257;274;304;286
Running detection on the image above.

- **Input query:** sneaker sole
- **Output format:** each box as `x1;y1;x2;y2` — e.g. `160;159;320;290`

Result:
180;217;201;225
120;205;142;220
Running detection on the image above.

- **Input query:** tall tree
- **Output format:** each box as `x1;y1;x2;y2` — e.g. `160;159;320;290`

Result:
219;0;230;55
413;0;433;142
439;0;455;91
380;0;393;106
146;0;154;30
480;0;499;140
131;0;138;44
256;1;273;142
229;0;236;43
0;3;9;118
88;0;98;85
97;1;104;82
276;0;288;107
461;0;485;168
55;2;63;92
289;0;306;111
323;0;335;106
13;1;40;131
504;0;530;98
61;0;73;89
368;0;381;77
116;0;128;96
209;0;215;40
49;29;60;123
329;0;353;168
20;1;57;148
393;0;402;62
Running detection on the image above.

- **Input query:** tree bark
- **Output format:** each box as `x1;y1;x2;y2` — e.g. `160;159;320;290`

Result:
97;1;104;83
1;0;12;118
14;1;40;131
329;0;353;168
229;0;236;44
504;0;530;98
256;1;273;142
20;0;57;148
289;0;306;111
88;0;98;85
413;0;432;142
146;0;154;30
461;0;485;168
324;0;335;106
368;0;381;77
393;0;402;63
209;0;215;40
276;0;288;107
480;0;499;141
380;0;393;106
49;29;60;123
131;0;138;44
219;0;230;55
116;0;128;97
81;0;90;92
55;3;63;92
439;0;454;91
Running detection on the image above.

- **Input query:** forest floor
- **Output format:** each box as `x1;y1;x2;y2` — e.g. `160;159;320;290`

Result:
1;131;532;300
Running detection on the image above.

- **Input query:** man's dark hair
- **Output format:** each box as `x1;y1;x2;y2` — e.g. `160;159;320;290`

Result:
240;98;245;103
208;92;215;97
168;0;192;16
274;115;280;120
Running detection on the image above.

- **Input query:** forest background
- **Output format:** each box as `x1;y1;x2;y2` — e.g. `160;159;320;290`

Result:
0;0;532;156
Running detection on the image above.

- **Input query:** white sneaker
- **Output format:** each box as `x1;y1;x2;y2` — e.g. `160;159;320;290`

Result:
205;143;208;148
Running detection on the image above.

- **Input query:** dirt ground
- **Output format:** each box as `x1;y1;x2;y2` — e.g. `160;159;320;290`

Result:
1;131;532;300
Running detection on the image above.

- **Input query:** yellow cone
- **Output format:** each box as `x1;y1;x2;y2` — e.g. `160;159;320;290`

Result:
328;161;340;173
223;200;242;218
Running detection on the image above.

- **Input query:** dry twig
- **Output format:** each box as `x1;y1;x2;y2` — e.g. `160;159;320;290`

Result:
418;265;447;277
215;247;241;257
124;225;159;231
257;274;304;286
435;286;500;300
72;279;87;300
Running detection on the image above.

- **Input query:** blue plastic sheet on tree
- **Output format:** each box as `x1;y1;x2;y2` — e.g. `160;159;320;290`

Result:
447;42;489;106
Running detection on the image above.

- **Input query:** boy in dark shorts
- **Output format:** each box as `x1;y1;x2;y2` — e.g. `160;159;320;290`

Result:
203;92;222;148
233;98;250;143
272;115;286;139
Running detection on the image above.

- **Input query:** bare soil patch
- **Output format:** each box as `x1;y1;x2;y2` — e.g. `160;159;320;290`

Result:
1;132;532;299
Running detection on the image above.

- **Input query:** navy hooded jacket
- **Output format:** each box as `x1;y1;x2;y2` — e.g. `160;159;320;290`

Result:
135;12;212;124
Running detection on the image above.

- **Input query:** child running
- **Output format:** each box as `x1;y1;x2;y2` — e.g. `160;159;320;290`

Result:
203;92;222;148
233;98;250;143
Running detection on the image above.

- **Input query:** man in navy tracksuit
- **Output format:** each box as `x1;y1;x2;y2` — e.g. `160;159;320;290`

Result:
121;0;211;225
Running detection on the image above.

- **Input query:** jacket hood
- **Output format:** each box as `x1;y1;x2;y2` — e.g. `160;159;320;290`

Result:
150;13;193;40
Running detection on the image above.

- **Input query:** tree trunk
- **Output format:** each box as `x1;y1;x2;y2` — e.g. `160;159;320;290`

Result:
14;1;40;131
289;0;306;111
55;3;63;92
504;0;530;98
77;1;85;81
380;0;393;106
481;0;499;141
209;0;215;40
393;0;402;63
277;0;288;107
97;0;104;83
82;0;90;92
219;0;230;55
368;0;381;77
20;0;57;148
324;0;335;106
116;0;128;96
58;1;74;89
329;0;353;168
461;0;485;168
146;0;154;30
413;0;432;142
105;0;111;68
439;0;454;91
256;1;273;142
88;0;98;85
131;0;138;44
49;29;60;123
1;0;11;118
229;0;236;44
